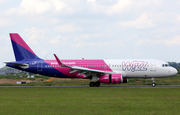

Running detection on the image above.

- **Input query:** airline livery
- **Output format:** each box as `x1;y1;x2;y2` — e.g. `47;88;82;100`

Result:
5;33;178;87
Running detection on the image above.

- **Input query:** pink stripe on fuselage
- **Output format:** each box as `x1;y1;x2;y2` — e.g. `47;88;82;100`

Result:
44;59;112;78
10;33;36;55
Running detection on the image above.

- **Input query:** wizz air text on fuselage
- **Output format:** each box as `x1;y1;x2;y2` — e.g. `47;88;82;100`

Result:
122;61;148;72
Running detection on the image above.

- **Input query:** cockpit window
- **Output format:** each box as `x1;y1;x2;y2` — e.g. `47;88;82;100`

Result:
162;64;171;67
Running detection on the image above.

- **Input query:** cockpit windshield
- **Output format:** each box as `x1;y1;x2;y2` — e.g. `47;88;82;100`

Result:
162;64;171;67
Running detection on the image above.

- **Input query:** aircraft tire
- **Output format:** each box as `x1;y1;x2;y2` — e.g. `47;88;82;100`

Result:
95;82;100;87
89;82;95;87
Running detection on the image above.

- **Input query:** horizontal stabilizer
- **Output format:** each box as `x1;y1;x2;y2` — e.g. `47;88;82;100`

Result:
4;62;29;69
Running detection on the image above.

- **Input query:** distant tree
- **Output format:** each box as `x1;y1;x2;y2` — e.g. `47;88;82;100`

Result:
168;62;180;68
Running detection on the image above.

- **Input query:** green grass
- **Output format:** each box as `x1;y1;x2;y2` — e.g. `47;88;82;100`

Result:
126;74;180;85
0;88;180;115
0;74;50;80
0;74;180;86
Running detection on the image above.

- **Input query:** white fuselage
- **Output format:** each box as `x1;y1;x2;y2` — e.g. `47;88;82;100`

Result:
104;59;177;78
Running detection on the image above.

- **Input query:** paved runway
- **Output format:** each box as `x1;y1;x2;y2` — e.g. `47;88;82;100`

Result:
0;85;180;88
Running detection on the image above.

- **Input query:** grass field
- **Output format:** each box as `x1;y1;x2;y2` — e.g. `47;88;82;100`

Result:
1;74;180;86
0;87;180;115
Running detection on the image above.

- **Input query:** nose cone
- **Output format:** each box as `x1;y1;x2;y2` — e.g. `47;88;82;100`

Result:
172;68;178;76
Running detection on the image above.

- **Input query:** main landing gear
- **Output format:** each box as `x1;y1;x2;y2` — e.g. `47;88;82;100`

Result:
89;74;100;87
151;78;156;87
89;81;100;87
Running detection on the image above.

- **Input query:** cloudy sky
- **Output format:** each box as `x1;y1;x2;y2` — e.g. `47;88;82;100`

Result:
0;0;180;67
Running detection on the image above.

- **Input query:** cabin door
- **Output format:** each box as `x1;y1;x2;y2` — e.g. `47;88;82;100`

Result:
151;61;156;71
37;61;43;71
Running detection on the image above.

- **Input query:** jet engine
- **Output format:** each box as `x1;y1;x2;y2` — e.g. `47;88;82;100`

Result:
99;74;120;84
99;74;128;84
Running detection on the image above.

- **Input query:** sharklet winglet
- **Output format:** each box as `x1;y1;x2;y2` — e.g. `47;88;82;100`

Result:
53;54;71;68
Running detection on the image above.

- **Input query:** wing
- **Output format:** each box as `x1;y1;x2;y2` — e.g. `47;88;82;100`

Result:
53;54;115;78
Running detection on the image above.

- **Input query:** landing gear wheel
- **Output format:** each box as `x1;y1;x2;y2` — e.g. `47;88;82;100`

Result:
95;82;100;87
89;82;95;87
151;78;156;87
152;83;156;87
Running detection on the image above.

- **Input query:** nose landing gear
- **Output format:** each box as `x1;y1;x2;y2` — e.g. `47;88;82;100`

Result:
151;78;156;87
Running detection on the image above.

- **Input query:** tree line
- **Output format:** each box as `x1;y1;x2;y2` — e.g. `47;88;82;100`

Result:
168;62;180;69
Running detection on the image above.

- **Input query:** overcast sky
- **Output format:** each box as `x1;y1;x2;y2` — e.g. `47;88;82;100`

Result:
1;0;180;67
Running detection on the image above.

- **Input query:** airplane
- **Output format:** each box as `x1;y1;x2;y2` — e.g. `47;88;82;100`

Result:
5;33;178;87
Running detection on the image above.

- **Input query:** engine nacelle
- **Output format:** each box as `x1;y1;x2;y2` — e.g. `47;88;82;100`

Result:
99;74;123;84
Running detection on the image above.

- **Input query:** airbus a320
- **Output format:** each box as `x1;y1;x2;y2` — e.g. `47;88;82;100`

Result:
5;33;178;87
